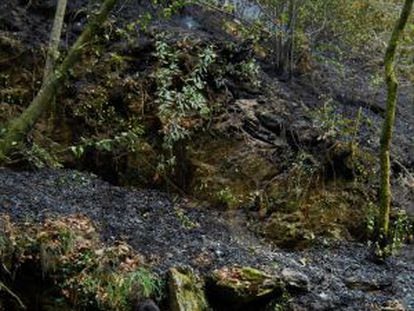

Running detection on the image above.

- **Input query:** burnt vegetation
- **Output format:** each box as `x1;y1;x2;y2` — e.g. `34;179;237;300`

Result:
0;0;413;310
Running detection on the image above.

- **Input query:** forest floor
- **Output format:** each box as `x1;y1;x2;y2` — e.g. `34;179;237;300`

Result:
1;1;414;310
1;168;413;310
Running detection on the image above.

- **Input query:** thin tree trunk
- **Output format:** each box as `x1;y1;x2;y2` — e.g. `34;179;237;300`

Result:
43;0;67;134
43;0;67;83
0;0;118;162
378;0;413;242
287;0;297;79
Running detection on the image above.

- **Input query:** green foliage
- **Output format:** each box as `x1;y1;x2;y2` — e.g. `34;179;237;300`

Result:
284;151;320;210
0;73;26;107
73;85;116;129
70;126;143;158
232;58;261;87
22;143;64;168
311;98;354;141
68;244;161;310
266;291;291;311
152;33;217;170
0;216;162;311
152;33;264;173
132;268;163;298
209;0;413;82
366;201;379;237
311;99;373;160
216;186;238;207
303;0;413;80
154;33;216;150
368;209;413;258
92;268;161;309
67;267;161;310
391;210;412;250
175;207;199;229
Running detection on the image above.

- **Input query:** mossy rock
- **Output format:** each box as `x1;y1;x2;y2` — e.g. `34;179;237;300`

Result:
188;137;278;209
168;267;208;311
207;266;283;309
264;212;315;249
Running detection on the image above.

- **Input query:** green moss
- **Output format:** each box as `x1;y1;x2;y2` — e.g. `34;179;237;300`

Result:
210;266;282;304
168;267;208;311
264;212;315;249
189;137;278;209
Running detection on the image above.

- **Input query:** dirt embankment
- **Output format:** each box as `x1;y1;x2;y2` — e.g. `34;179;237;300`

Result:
1;0;413;220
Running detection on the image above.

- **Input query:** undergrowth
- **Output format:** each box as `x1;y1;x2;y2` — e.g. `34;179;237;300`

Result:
0;215;162;310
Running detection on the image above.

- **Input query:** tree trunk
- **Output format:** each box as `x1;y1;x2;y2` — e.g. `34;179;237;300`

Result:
43;0;67;83
378;0;413;242
43;0;67;134
287;0;297;79
0;0;118;162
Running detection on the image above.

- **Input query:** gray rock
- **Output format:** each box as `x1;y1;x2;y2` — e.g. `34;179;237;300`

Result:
281;268;310;292
207;266;283;309
344;276;392;291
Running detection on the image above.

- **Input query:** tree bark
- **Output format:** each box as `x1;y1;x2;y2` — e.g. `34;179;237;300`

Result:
379;0;413;241
43;0;67;134
43;0;67;83
0;0;118;162
287;0;297;79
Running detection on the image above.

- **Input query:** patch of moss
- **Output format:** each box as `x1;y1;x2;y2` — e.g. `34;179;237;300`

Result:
189;137;278;209
264;212;315;249
168;267;208;311
209;266;282;305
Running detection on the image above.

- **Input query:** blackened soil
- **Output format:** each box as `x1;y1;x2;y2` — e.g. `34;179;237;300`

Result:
1;168;413;310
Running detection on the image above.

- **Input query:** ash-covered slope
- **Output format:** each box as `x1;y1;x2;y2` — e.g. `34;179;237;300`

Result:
1;168;413;310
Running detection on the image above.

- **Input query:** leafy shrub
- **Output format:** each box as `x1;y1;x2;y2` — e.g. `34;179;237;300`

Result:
153;33;217;155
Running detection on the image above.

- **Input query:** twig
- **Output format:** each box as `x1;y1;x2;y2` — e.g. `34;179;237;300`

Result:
0;281;26;309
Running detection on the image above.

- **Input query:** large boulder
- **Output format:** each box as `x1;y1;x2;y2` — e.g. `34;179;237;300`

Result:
207;266;283;310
